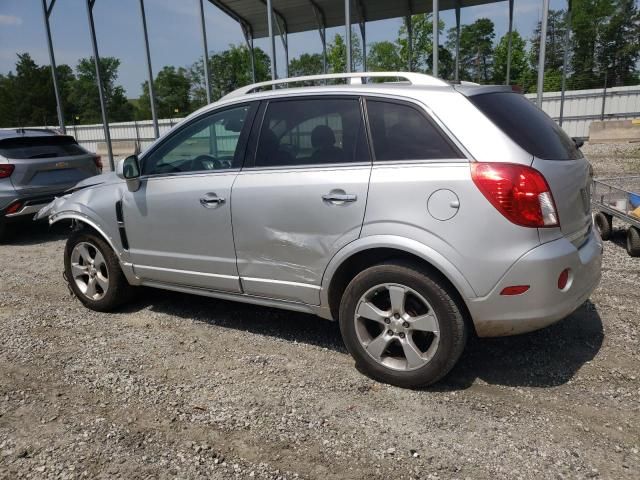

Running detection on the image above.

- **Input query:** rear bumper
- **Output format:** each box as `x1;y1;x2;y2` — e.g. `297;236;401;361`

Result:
0;192;62;221
468;228;603;337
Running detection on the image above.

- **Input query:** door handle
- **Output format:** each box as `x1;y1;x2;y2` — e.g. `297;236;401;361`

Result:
200;194;225;208
322;193;357;203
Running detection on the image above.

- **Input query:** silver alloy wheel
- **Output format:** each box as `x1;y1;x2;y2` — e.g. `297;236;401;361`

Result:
354;283;440;371
70;242;109;301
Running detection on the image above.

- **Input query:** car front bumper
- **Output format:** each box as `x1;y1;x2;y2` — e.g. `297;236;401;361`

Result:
467;228;603;337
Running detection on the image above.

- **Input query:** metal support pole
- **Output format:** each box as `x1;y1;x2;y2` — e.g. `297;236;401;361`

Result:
85;0;113;170
405;15;413;71
41;0;66;134
601;69;608;121
455;1;460;82
506;0;514;85
267;0;277;80
139;0;159;139
345;0;352;72
198;0;211;103
359;21;366;72
311;2;327;73
432;0;439;77
559;0;571;126
249;34;256;83
536;0;550;107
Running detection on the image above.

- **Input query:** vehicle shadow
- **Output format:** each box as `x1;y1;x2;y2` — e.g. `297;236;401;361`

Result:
435;300;604;390
609;226;630;251
127;289;603;390
1;219;70;246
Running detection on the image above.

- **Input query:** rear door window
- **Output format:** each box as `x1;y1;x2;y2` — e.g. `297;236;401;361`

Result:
468;92;583;160
0;136;87;159
365;99;463;161
254;97;369;168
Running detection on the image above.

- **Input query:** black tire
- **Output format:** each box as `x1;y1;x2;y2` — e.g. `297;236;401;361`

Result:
0;220;6;243
64;229;134;311
339;261;468;389
626;227;640;257
594;212;612;241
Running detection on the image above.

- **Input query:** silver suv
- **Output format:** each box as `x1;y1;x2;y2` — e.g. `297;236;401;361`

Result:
39;73;602;388
0;128;101;241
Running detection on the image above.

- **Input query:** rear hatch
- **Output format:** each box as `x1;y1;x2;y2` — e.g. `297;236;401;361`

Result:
0;135;100;196
467;91;592;246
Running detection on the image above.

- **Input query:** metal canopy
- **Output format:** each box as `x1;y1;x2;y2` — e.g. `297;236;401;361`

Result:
209;0;499;38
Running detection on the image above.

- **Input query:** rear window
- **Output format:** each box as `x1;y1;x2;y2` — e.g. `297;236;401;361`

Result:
469;92;582;160
0;135;87;159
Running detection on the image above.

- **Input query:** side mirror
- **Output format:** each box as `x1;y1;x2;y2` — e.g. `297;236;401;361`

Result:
573;137;584;149
116;155;141;192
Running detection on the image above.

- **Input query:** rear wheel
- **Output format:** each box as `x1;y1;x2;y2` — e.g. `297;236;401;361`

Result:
339;261;468;388
594;212;612;241
64;229;134;311
626;227;640;257
0;221;6;242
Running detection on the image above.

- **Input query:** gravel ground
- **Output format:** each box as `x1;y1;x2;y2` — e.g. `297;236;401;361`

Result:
1;143;639;480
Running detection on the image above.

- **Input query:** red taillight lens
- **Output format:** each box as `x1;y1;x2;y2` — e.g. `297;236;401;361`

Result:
471;162;559;228
0;164;15;178
500;285;530;296
93;155;103;173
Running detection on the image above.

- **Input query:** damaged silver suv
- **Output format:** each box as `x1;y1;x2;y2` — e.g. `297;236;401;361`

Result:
39;72;602;388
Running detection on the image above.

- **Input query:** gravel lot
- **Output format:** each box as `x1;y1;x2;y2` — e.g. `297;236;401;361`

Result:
1;143;639;479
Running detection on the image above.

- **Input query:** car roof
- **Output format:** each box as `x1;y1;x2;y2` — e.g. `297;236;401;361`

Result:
0;128;61;140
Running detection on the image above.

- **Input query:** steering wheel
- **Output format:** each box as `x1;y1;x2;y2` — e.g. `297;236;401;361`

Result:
190;154;224;171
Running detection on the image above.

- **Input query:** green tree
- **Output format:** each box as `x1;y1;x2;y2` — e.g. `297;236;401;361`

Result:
398;14;445;73
138;66;191;120
326;32;362;73
189;44;270;108
368;41;403;71
70;57;133;123
493;31;529;86
446;18;495;82
288;53;324;77
597;0;640;87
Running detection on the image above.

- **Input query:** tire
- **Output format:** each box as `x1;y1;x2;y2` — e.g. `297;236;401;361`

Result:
594;212;612;241
626;227;640;257
0;221;6;243
339;261;468;389
64;229;134;311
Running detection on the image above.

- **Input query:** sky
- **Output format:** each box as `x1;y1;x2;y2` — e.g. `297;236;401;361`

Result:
0;0;568;97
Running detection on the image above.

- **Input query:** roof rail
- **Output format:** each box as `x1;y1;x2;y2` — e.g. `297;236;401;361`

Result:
223;71;449;99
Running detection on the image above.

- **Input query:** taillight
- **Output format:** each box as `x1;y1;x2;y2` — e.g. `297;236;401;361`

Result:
0;164;15;179
471;162;559;228
93;155;103;173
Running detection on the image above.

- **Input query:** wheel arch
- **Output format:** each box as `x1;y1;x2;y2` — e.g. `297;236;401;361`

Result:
51;212;120;256
321;236;477;325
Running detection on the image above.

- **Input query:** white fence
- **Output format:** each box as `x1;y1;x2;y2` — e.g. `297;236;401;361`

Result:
525;84;640;138
35;84;640;156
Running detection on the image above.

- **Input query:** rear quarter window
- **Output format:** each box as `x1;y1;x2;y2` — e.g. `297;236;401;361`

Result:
0;136;87;159
469;92;582;160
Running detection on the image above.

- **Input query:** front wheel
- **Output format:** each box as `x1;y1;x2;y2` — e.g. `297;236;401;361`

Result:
594;212;612;241
64;229;134;311
339;261;468;388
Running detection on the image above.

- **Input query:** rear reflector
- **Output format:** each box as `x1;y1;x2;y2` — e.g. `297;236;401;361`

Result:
6;201;22;214
0;164;15;178
558;268;570;290
471;162;559;228
500;285;530;296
